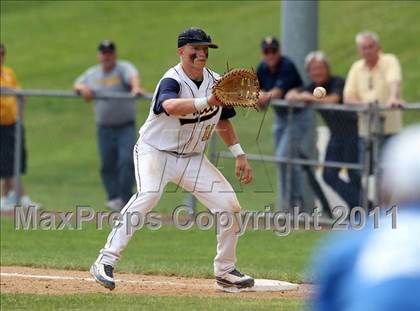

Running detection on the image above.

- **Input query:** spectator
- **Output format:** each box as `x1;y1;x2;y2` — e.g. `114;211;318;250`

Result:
257;36;310;210
0;43;39;211
311;126;420;311
74;40;143;211
286;51;361;209
344;31;403;162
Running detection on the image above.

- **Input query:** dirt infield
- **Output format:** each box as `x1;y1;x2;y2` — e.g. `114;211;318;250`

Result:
1;266;314;299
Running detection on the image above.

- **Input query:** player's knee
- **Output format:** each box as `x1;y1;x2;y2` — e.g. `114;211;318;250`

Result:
226;195;242;213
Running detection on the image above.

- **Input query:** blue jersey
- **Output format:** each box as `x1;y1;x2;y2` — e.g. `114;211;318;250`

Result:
311;205;420;311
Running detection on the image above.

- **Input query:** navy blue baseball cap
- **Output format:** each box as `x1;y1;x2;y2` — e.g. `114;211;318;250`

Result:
261;36;280;50
98;40;116;53
178;28;218;48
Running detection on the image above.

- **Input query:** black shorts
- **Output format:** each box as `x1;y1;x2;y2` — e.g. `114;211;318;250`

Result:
0;123;27;178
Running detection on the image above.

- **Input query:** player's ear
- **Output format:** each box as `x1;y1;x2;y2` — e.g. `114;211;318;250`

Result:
178;47;184;56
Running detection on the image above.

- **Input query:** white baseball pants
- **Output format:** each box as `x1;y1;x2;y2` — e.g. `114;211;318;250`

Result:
96;141;242;277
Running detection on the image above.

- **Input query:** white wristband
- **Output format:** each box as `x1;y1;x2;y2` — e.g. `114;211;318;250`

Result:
229;143;245;158
193;97;210;112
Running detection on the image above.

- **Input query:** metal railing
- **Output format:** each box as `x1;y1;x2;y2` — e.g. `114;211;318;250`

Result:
204;99;420;216
1;87;419;216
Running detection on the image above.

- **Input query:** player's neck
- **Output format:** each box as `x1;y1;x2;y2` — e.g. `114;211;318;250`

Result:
181;64;204;81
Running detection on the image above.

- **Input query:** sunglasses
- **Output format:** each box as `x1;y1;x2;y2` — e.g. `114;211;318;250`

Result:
263;48;278;55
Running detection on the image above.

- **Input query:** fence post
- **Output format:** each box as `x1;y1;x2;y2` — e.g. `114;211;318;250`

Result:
372;103;384;207
284;104;293;211
361;104;372;211
13;94;25;206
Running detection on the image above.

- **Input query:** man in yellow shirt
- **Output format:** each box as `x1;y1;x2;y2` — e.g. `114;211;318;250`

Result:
0;43;38;210
344;32;404;206
344;31;404;138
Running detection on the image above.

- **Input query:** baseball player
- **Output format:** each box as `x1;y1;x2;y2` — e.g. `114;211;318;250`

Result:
90;28;255;291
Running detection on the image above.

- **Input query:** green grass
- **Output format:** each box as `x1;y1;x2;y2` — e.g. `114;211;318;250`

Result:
0;294;304;311
0;217;323;282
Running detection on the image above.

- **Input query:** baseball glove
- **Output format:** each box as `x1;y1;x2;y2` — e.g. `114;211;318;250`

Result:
212;68;260;108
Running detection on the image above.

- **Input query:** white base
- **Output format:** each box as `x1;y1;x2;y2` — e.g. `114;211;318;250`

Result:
216;279;299;293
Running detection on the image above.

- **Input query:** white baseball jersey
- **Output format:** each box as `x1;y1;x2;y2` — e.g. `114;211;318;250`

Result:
139;63;222;154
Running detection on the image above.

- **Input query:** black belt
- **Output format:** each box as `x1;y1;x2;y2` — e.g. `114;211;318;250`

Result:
163;150;201;158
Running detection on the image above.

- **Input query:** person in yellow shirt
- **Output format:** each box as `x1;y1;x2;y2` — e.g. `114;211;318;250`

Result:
344;31;404;138
344;32;404;206
0;43;39;211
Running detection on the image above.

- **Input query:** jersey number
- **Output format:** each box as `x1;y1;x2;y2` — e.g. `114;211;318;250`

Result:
202;124;216;141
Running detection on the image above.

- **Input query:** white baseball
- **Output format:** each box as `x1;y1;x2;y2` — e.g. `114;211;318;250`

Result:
313;87;327;99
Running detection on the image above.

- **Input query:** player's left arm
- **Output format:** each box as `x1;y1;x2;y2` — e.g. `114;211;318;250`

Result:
216;119;252;184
